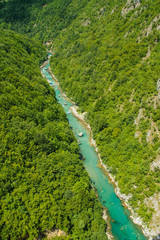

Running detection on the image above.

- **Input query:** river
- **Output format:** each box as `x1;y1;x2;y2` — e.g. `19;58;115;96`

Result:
41;55;147;240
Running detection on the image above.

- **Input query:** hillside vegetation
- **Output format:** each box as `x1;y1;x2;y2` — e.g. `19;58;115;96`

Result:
0;0;160;236
0;28;107;240
50;0;160;232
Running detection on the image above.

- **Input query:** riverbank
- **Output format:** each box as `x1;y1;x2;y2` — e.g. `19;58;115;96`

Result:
102;208;114;240
41;55;153;239
69;104;153;240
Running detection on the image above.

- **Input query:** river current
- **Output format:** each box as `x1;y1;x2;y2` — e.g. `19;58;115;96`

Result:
41;56;147;240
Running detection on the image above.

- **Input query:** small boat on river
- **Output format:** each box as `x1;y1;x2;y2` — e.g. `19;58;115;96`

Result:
78;132;83;137
41;59;147;240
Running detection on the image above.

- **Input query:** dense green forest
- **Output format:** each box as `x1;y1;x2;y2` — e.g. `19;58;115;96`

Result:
0;0;160;236
0;28;107;240
50;0;160;226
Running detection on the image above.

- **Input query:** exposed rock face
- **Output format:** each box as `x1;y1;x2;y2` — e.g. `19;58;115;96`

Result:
45;229;66;239
110;8;115;15
138;15;160;41
82;19;91;26
150;155;160;171
134;108;145;143
144;193;160;237
157;79;160;91
121;0;141;16
142;45;151;61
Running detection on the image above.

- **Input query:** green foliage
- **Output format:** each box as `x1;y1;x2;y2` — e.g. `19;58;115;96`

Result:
0;29;107;240
0;0;89;41
46;0;160;223
1;0;160;230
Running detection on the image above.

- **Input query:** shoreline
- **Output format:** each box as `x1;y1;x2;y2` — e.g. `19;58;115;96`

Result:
102;208;114;240
41;56;154;240
69;104;153;240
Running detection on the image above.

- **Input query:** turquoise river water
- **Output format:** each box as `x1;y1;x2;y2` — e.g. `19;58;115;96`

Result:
41;56;147;240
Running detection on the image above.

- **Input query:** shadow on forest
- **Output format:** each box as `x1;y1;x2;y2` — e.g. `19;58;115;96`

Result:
0;0;46;23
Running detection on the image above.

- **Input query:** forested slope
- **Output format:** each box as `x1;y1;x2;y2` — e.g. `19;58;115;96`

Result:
0;0;160;236
50;0;160;233
0;28;107;240
0;0;89;42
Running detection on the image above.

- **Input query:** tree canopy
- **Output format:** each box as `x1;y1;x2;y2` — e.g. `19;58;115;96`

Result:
0;28;107;240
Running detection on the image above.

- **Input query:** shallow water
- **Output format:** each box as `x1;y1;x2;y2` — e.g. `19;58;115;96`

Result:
41;59;147;240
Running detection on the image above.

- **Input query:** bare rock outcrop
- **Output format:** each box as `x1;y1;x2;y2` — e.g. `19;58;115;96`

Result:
121;0;141;17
